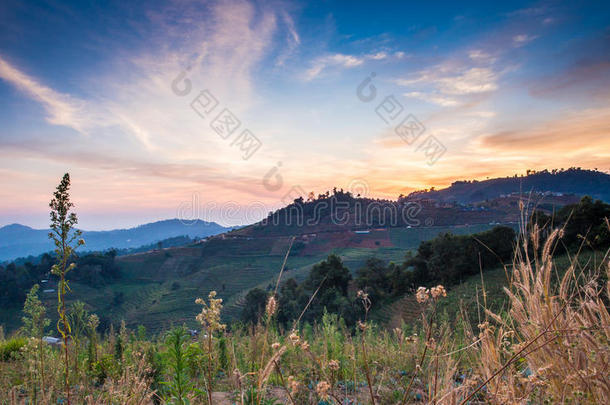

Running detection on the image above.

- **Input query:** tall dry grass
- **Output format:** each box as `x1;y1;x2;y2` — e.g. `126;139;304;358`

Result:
466;223;610;404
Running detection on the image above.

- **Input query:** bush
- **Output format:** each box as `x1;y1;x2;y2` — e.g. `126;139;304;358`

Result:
0;337;27;361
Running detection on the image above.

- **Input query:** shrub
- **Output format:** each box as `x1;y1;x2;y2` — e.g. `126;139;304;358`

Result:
0;337;27;361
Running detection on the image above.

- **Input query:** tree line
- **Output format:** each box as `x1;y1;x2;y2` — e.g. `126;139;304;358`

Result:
0;251;120;307
241;225;517;327
241;196;610;328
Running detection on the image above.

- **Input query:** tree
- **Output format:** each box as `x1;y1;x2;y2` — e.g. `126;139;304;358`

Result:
355;258;392;303
305;254;351;295
556;196;610;249
301;254;356;324
49;173;84;404
240;288;268;324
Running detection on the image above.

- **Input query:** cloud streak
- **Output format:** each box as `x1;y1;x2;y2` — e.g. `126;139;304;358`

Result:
0;55;93;134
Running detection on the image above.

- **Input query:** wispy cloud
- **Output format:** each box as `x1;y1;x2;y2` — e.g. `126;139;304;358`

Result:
479;107;610;155
468;50;497;64
304;48;399;80
512;34;538;47
275;11;301;66
0;0;294;186
0;55;95;134
305;53;364;80
403;91;459;106
367;51;388;60
396;65;500;99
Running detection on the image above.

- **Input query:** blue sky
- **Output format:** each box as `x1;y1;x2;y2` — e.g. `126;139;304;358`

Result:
1;0;609;229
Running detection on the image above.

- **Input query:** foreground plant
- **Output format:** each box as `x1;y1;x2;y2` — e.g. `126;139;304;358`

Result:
49;172;85;404
163;327;194;404
196;290;226;405
399;284;446;404
467;226;610;404
21;284;50;401
356;290;376;405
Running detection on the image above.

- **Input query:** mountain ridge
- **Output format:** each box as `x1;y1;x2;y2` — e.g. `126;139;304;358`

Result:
0;219;229;262
406;168;610;203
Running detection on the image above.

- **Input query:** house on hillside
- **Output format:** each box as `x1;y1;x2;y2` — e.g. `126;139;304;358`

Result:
43;337;63;346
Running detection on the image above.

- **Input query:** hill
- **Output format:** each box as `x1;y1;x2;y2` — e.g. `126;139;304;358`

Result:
407;168;610;203
1;178;601;333
0;222;506;333
0;219;229;262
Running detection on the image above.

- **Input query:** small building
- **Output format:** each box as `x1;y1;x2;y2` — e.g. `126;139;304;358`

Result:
42;336;63;346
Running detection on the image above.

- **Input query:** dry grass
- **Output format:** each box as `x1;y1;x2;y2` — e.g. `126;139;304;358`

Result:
467;225;610;404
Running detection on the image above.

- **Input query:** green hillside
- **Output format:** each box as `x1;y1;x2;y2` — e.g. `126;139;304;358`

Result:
0;223;507;334
371;249;606;329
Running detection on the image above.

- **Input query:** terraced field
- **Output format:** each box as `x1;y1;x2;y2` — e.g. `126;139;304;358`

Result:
11;223;519;335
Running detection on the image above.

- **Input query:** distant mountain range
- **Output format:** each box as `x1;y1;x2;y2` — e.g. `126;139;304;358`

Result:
0;219;229;262
2;169;608;262
407;168;610;204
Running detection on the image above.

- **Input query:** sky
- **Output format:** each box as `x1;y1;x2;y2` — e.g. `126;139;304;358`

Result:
1;0;609;230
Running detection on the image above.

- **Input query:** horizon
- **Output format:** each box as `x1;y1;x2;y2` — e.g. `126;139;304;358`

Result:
1;167;607;231
1;0;610;230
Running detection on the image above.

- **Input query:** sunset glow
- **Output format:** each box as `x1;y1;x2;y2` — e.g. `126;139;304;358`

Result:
1;0;609;229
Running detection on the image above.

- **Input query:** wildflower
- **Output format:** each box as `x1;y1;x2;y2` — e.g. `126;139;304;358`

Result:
502;330;515;339
358;320;368;331
233;368;243;389
528;374;546;387
357;290;369;300
328;359;340;371
288;376;300;396
316;380;331;399
266;295;277;317
301;340;310;351
394;327;404;342
416;287;429;303
87;314;100;331
477;322;494;339
289;332;301;346
195;291;226;333
430;285;447;299
271;342;281;351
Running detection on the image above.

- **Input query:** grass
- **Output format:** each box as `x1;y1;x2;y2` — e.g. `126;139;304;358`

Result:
371;249;605;330
0;225;609;404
